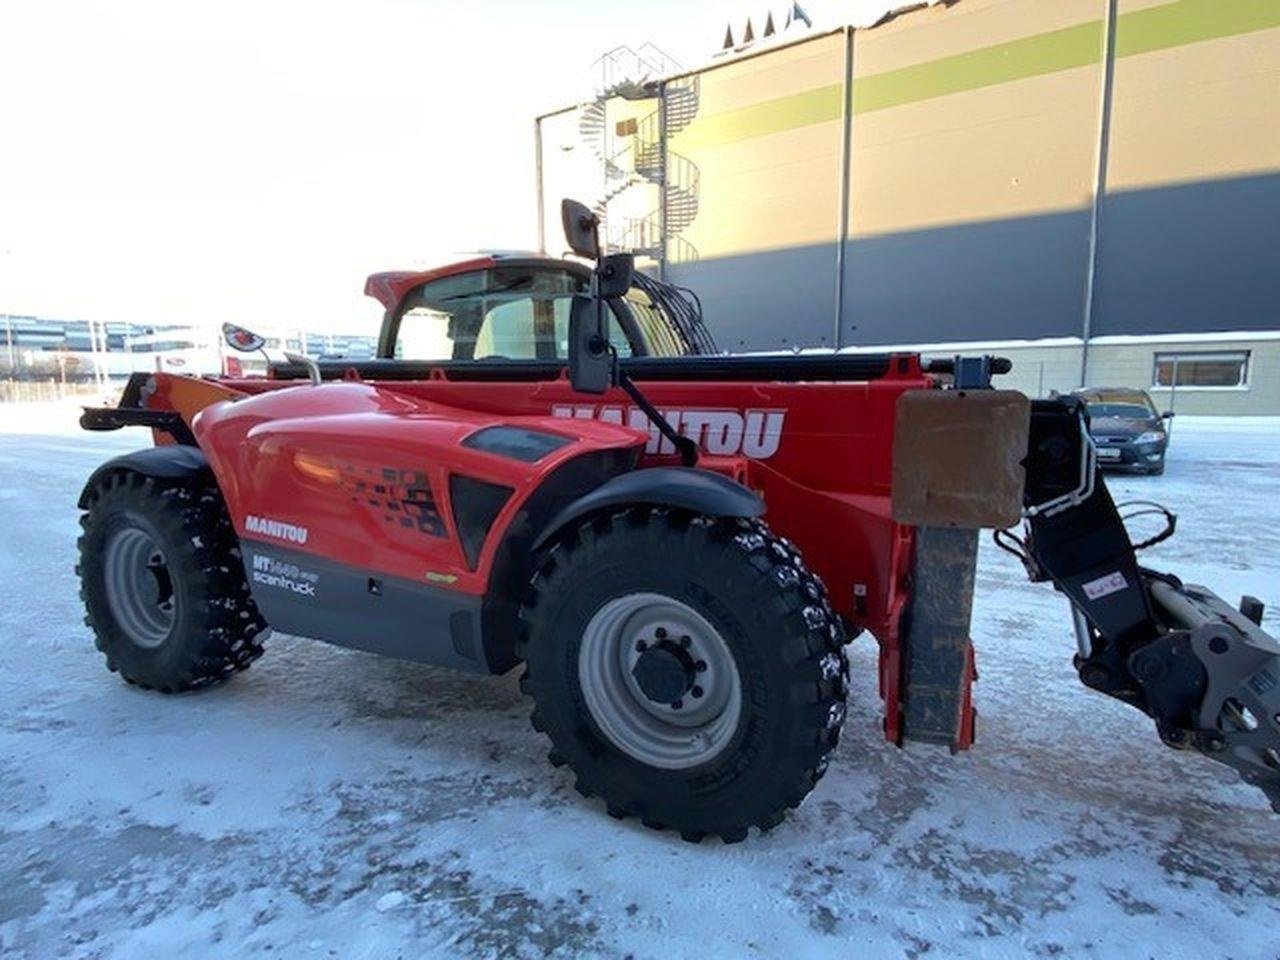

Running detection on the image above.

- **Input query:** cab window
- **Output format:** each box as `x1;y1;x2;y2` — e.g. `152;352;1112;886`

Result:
394;266;633;361
623;286;683;358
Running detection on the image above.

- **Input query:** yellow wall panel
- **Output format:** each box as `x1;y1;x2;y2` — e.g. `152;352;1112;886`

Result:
671;33;846;259
1105;26;1280;190
679;123;844;256
855;0;1106;75
849;64;1102;236
686;32;846;118
1117;0;1178;12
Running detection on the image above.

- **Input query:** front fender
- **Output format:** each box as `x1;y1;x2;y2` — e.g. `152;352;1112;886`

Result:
533;466;764;550
78;446;211;508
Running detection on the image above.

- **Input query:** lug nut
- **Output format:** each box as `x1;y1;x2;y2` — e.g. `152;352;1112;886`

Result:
691;686;703;698
655;627;667;639
635;639;647;652
680;635;692;648
695;660;707;672
672;699;683;710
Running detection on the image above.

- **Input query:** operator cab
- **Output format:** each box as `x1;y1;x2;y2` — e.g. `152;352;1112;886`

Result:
365;248;714;365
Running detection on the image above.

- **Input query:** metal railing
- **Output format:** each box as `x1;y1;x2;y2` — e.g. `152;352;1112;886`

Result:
588;74;703;266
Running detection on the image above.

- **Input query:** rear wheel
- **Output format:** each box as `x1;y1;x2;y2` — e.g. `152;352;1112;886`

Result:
78;471;268;692
519;507;848;842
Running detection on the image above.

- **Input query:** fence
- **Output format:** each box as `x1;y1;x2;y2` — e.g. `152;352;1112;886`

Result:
0;378;121;404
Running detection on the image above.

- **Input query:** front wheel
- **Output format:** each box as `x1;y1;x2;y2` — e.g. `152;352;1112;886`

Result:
77;470;268;692
519;508;848;842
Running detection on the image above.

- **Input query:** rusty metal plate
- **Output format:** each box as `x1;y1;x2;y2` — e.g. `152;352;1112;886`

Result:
900;525;980;750
891;389;1030;529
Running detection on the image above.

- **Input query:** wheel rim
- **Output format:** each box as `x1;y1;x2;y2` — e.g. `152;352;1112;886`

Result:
578;592;742;770
103;525;175;649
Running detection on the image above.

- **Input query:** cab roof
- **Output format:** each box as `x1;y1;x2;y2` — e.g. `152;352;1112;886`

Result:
363;252;575;312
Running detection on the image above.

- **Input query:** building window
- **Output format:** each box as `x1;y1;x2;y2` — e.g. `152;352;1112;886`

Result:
1152;351;1249;389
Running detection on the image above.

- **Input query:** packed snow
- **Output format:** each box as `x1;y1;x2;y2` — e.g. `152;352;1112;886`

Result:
1;402;1277;959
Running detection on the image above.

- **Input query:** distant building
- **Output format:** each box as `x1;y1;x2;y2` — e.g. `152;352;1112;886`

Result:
536;0;1280;414
0;314;377;379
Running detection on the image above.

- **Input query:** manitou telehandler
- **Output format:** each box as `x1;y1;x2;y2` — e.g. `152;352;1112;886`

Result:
76;201;1279;841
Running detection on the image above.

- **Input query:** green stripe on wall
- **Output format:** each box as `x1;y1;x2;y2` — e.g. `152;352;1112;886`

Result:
671;0;1280;149
853;19;1103;113
677;82;843;150
1114;0;1280;58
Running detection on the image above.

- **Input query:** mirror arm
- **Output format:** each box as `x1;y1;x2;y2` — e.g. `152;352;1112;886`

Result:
283;351;322;386
617;368;698;467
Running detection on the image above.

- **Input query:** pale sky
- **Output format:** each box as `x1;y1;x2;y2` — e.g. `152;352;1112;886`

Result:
0;0;896;335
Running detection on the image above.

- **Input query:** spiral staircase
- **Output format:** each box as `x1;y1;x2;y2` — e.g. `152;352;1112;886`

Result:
577;46;702;267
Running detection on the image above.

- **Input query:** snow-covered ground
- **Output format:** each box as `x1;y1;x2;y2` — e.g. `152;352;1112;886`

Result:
1;404;1278;959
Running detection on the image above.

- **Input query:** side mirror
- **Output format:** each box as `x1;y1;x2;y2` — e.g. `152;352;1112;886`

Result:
221;321;320;385
222;322;267;353
1161;410;1175;420
568;295;613;394
597;253;634;298
561;199;600;261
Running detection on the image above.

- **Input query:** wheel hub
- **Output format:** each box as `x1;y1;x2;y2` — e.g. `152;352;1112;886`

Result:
103;524;176;649
578;593;742;769
631;640;696;705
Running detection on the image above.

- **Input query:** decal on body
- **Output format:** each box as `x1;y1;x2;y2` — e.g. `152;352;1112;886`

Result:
245;514;309;545
552;405;786;459
250;553;319;597
1082;570;1128;601
336;463;447;538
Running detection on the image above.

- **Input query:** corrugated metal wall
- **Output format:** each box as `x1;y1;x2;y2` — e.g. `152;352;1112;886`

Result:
539;0;1280;352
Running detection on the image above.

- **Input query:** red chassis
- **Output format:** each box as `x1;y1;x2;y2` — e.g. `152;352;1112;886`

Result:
72;215;1280;834
131;355;935;747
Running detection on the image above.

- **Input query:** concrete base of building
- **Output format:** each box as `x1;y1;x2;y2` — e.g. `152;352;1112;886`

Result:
845;332;1278;415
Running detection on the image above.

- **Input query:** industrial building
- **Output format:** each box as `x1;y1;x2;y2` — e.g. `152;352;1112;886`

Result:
535;0;1280;414
0;314;376;380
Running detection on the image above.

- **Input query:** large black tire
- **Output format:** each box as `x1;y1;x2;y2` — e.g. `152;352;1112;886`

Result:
519;508;849;842
77;470;268;692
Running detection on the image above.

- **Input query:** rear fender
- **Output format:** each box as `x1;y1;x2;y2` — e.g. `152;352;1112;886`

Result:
481;466;762;674
78;446;211;508
532;467;764;550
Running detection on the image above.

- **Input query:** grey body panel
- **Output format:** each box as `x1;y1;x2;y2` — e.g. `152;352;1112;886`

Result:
242;541;490;674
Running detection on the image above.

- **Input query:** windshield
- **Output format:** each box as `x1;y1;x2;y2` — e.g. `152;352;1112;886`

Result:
1087;401;1155;420
391;264;714;361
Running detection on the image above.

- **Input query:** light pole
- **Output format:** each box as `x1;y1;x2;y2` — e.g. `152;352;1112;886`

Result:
3;314;13;373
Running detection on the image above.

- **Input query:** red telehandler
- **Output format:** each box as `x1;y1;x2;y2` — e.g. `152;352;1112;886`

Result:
76;202;1279;841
